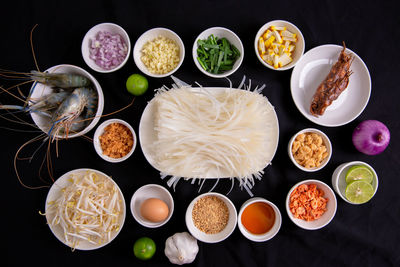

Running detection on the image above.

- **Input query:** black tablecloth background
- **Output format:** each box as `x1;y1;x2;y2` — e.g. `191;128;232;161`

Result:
2;1;399;266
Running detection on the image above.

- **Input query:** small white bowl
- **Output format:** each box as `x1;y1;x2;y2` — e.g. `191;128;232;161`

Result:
82;22;131;73
331;161;378;204
288;128;332;172
254;20;305;71
29;64;104;139
185;192;237;243
192;27;244;78
93;119;136;163
130;184;174;228
286;179;337;230
133;27;185;78
237;197;281;242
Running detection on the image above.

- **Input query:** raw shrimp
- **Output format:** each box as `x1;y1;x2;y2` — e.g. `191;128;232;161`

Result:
0;70;91;89
49;87;97;138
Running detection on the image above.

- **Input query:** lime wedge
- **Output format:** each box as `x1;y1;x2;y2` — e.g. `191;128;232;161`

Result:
345;181;375;204
345;165;374;184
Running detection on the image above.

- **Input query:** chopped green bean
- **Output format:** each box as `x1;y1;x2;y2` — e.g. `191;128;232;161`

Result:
196;34;240;74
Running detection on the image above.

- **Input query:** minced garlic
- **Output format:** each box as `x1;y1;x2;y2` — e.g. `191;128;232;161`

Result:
140;36;180;74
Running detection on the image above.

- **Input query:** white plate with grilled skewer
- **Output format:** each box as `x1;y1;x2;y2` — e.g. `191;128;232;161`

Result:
290;44;371;127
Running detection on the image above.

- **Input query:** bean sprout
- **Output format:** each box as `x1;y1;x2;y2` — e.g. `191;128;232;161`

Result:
45;171;123;250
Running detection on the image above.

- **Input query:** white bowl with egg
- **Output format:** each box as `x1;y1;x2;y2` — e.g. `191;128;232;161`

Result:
254;20;304;71
133;27;185;78
192;27;244;78
185;192;237;243
93;119;136;163
288;128;332;172
130;184;174;228
82;22;131;73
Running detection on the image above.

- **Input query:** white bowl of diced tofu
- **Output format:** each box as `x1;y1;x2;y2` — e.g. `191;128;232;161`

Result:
133;28;185;78
254;20;305;71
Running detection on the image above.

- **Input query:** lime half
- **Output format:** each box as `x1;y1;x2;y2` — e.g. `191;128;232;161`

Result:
345;181;375;204
345;165;374;184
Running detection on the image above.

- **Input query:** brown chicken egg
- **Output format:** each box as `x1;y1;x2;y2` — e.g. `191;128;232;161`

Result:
140;198;169;222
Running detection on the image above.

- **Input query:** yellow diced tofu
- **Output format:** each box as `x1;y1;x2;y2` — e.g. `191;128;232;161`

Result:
278;53;292;67
262;30;273;40
259;37;265;54
273;54;279;68
271;26;286;31
264;36;275;48
282;36;297;42
272;30;283;43
279;45;285;56
281;30;296;38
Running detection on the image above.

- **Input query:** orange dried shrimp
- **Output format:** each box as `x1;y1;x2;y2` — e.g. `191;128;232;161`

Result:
289;183;328;221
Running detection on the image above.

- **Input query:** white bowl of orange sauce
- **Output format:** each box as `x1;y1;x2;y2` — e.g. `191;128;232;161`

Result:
237;197;281;242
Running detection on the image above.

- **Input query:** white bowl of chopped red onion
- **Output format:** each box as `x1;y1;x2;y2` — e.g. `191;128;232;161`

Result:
82;22;131;73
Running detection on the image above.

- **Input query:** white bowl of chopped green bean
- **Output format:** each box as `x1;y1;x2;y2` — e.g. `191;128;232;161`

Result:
193;27;244;78
254;20;305;71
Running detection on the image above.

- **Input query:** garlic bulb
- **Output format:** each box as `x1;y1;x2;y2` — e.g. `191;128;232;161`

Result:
164;232;199;265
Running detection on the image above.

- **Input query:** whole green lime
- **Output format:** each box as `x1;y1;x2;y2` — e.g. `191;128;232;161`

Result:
133;237;156;260
126;74;149;96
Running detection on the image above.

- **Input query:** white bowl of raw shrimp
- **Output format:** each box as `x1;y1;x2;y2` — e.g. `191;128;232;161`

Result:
29;64;104;139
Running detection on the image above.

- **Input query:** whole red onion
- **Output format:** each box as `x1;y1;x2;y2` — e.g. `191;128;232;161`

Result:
352;120;390;155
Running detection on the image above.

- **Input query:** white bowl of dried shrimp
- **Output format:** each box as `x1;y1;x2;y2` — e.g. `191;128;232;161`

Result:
288;128;332;172
44;169;126;250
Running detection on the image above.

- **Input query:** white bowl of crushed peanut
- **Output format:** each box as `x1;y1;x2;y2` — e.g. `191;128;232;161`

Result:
93;119;136;163
185;192;237;243
133;27;185;78
288;128;332;172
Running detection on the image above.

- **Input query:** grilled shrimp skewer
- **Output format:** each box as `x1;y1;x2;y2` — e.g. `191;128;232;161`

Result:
310;43;354;117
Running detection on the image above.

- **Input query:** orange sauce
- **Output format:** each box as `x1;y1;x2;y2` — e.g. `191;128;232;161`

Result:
241;202;275;235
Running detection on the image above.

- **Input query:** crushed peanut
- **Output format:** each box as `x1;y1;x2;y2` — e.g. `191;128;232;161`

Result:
192;195;229;234
292;132;328;168
141;36;180;74
99;123;134;158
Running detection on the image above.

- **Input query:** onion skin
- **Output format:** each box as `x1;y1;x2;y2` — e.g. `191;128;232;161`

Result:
352;120;390;155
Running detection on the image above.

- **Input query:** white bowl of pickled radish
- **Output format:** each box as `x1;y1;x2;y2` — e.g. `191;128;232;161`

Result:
254;20;304;71
82;22;131;73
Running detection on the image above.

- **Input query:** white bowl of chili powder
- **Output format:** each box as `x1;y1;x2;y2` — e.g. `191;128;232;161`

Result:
93;119;136;163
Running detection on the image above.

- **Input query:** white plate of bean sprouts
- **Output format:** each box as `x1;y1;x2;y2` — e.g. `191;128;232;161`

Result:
44;168;126;250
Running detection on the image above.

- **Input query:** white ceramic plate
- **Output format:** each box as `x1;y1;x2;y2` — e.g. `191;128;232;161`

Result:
290;45;371;127
45;168;126;250
138;87;279;178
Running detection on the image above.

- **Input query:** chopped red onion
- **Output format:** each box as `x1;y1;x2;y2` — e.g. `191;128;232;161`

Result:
89;31;128;70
